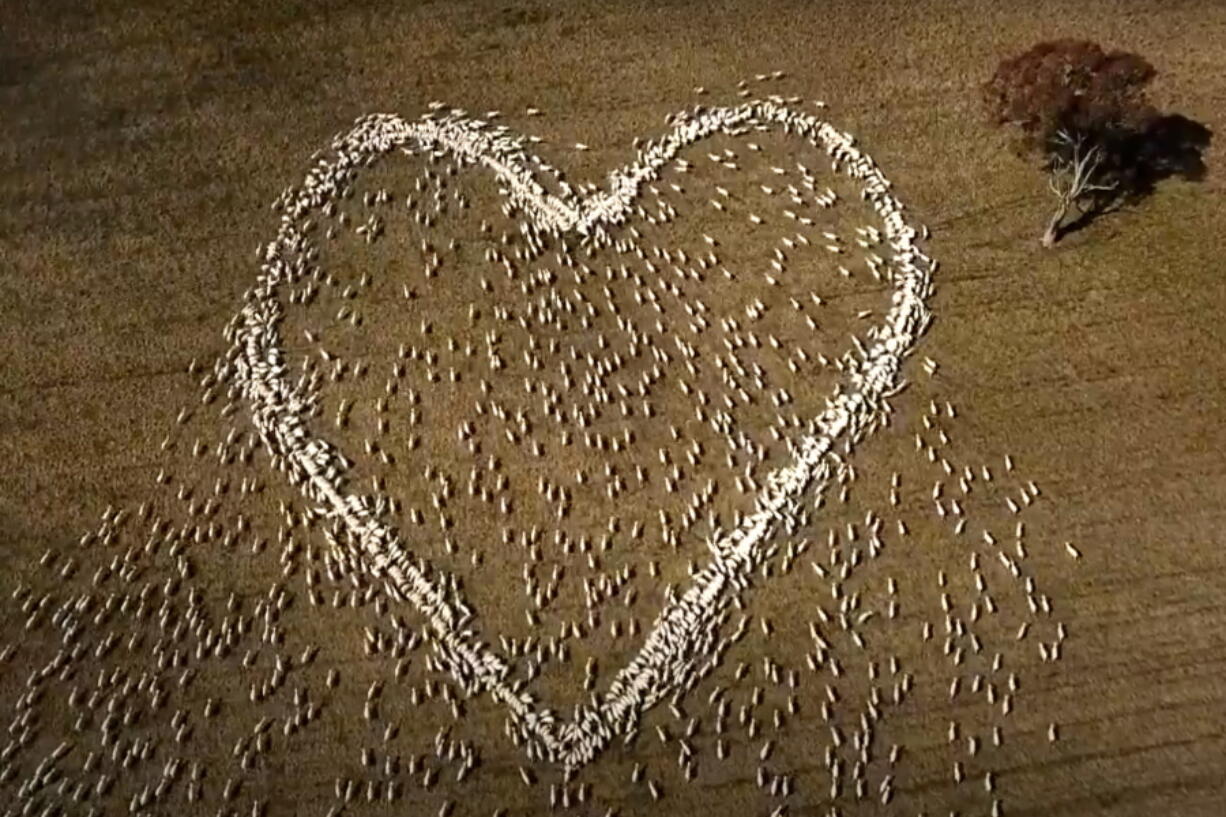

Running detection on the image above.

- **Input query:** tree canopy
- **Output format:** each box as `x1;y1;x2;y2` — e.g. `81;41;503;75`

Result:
982;39;1210;246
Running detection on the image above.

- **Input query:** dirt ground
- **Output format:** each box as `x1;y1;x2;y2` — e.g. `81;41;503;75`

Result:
2;1;1224;816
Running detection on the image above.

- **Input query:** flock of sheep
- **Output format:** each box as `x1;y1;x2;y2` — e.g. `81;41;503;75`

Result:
230;97;935;768
0;86;1071;817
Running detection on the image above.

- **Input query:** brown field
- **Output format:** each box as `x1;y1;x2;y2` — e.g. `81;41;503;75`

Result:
2;1;1224;816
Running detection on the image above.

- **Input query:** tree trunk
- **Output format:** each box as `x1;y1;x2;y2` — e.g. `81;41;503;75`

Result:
1041;199;1069;248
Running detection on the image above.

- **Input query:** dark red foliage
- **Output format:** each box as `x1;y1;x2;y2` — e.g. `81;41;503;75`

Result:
982;39;1160;165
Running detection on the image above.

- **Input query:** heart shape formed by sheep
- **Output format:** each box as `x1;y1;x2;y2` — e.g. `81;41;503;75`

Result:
229;99;935;769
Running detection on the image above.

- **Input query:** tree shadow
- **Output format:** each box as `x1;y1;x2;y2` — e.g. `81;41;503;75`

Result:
1058;113;1213;241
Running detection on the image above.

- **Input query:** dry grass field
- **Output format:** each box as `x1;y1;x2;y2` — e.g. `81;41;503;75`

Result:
2;1;1224;816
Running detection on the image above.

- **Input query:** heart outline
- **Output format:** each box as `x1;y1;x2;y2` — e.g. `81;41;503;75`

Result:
229;99;935;768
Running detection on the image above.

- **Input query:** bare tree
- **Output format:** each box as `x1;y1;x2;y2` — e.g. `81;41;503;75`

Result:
982;39;1209;247
1042;128;1119;247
